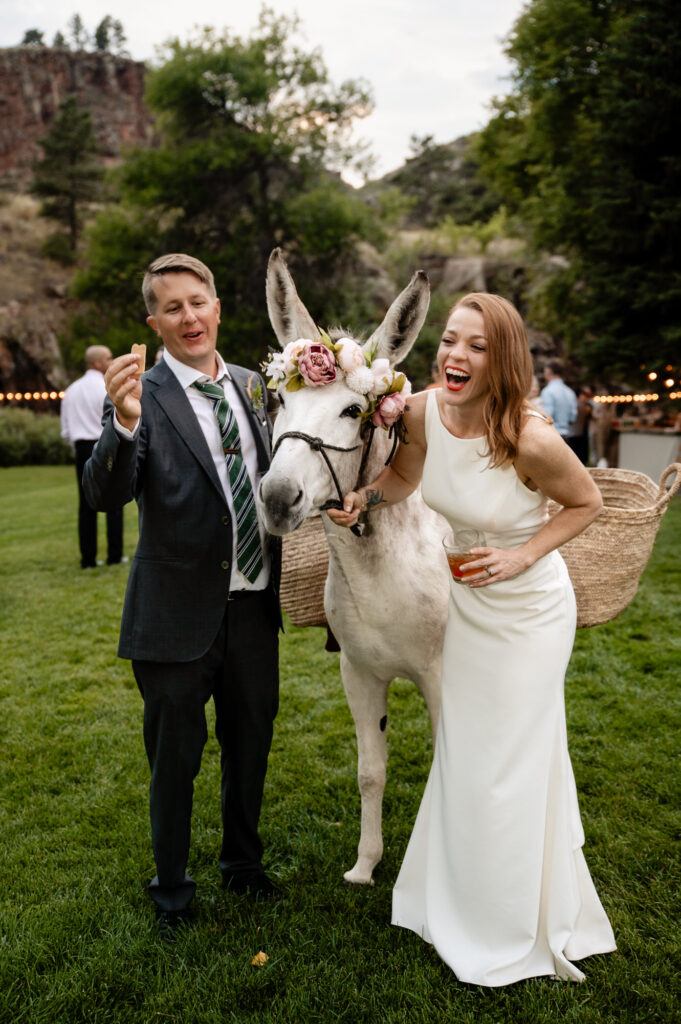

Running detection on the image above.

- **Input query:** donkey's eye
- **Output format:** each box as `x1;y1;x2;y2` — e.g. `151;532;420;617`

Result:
341;404;361;419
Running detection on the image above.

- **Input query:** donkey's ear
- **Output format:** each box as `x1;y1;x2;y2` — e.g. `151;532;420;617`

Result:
365;270;430;366
266;248;318;348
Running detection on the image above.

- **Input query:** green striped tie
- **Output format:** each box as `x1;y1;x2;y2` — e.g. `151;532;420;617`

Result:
193;379;264;584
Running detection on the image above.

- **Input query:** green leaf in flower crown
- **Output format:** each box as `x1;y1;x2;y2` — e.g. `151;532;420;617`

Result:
316;327;334;350
366;338;379;364
285;375;306;392
266;378;279;390
386;372;406;395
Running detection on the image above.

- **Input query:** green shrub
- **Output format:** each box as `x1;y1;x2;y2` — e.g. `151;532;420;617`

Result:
0;407;73;466
41;231;77;265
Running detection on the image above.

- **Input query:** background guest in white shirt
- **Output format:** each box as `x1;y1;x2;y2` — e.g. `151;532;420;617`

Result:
60;345;124;568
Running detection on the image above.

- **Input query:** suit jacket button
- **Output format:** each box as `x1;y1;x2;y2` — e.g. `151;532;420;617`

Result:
222;515;230;525
221;560;230;570
107;457;113;471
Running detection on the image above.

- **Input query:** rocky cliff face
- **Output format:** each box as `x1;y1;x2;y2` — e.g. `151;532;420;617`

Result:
0;46;154;190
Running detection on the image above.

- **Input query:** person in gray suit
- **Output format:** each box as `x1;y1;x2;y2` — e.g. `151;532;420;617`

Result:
83;254;281;937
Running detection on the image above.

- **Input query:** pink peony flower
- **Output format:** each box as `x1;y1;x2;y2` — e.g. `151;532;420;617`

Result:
371;390;408;428
298;342;337;387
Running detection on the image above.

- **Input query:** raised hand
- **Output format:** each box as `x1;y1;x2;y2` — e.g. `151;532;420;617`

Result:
104;353;143;431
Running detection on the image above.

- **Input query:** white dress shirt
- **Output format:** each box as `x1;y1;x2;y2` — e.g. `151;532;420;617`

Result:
60;368;107;445
115;349;269;591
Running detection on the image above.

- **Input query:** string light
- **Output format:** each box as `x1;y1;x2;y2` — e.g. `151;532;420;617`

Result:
0;391;65;402
592;394;662;403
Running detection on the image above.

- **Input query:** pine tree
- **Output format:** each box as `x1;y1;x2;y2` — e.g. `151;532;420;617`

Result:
94;16;113;51
68;14;89;50
111;20;128;55
30;96;103;251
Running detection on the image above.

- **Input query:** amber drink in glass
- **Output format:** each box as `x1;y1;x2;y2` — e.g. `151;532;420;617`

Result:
442;529;485;582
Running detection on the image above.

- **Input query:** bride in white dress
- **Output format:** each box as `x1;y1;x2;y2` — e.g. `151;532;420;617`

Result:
328;293;616;986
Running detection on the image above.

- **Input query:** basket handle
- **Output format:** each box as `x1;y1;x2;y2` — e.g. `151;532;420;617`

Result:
656;462;681;507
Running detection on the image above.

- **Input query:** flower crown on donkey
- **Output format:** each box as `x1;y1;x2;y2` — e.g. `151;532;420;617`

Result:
263;330;412;432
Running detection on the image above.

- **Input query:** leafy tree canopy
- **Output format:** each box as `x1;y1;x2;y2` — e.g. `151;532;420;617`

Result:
75;9;382;367
21;29;45;46
476;0;681;378
362;133;502;229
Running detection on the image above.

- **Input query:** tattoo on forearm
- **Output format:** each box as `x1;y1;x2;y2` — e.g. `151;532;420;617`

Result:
363;489;385;511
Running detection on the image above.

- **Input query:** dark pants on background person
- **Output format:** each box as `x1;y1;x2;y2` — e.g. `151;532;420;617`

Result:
75;439;123;567
567;434;589;465
132;589;279;914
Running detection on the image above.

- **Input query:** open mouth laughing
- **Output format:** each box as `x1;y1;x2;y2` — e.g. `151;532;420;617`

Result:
444;366;471;391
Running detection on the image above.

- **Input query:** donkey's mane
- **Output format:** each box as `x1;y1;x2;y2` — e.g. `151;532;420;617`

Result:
326;325;368;343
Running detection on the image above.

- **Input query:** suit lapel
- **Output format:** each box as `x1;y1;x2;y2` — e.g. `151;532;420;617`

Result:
145;361;226;502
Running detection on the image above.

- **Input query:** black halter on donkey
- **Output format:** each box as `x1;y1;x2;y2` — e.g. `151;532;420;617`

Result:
271;422;401;537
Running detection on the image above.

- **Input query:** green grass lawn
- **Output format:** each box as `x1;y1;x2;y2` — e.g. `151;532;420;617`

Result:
0;465;679;1023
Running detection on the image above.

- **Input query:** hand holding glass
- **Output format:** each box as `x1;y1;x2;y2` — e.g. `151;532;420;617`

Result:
442;529;486;583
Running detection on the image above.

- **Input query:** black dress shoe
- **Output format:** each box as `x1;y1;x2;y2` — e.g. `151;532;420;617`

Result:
156;908;191;940
222;871;282;902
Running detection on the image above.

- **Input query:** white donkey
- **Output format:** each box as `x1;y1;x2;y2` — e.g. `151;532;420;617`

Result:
258;249;450;885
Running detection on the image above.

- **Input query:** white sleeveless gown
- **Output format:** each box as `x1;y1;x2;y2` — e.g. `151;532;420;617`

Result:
392;391;616;986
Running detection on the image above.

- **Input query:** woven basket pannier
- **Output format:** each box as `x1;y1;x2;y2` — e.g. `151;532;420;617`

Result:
280;514;329;627
280;463;680;631
549;462;680;628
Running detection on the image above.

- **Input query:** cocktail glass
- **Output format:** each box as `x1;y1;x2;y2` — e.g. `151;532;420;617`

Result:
442;529;486;583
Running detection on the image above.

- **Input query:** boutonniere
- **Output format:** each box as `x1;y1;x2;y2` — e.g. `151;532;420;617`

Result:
246;373;265;420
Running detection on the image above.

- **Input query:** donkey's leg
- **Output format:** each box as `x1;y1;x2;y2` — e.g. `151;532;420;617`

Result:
416;656;442;744
340;653;390;885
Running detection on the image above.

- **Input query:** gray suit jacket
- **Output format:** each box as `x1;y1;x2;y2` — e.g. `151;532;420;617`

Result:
83;358;281;663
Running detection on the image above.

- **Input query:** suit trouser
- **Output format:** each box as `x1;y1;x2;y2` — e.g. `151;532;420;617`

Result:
75;440;123;567
132;589;279;913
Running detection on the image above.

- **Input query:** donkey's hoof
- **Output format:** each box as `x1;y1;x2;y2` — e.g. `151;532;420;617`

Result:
343;867;375;887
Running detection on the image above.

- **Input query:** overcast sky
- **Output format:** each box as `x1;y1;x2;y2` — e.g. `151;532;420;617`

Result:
1;0;526;180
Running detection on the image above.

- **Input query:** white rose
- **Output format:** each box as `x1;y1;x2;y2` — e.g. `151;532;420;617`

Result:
282;339;308;376
335;337;366;373
370;358;393;396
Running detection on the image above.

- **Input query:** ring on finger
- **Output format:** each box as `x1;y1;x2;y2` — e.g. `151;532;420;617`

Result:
485;565;494;577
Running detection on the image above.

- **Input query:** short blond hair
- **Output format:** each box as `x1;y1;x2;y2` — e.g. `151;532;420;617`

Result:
142;254;217;314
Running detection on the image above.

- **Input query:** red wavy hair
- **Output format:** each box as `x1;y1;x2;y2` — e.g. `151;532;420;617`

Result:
450;293;534;468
